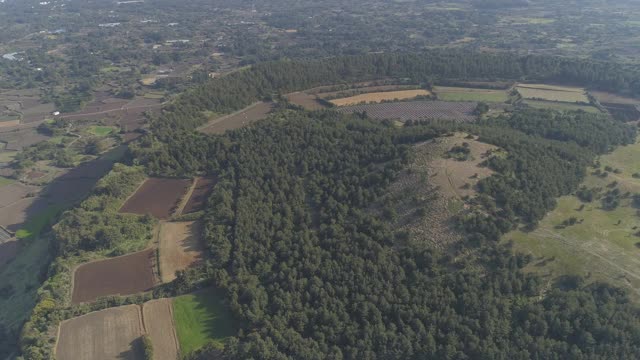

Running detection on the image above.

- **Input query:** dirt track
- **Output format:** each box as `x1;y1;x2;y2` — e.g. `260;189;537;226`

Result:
72;249;156;304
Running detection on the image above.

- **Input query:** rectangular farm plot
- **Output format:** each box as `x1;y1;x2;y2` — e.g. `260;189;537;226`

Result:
200;102;274;135
159;221;205;282
434;86;509;103
182;177;216;214
120;178;191;219
337;100;477;122
516;84;590;103
56;305;145;360
72;249;156;304
173;288;236;354
330;89;431;106
143;299;179;360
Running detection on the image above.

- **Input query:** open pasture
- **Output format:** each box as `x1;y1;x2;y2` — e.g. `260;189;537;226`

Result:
173;288;236;354
182;177;216;214
200;102;274;135
516;84;590;103
119;178;191;219
434;86;509;103
337;100;477;122
56;305;145;360
158;221;205;282
329;89;431;106
71;249;156;304
524;100;600;113
505;137;640;297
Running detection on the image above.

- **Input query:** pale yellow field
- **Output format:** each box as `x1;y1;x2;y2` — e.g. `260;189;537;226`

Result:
517;84;590;103
330;90;431;106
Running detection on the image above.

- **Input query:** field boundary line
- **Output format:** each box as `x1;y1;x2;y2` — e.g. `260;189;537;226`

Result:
173;177;197;218
116;177;148;214
139;304;147;334
197;102;262;132
168;299;181;352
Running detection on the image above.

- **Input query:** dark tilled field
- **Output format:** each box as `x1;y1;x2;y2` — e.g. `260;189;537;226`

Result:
72;249;156;304
119;178;191;219
182;177;216;214
337;100;477;122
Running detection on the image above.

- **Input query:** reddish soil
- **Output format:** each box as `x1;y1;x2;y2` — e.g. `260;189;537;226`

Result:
119;178;191;219
0;240;19;268
182;177;216;214
200;102;273;134
72;249;156;304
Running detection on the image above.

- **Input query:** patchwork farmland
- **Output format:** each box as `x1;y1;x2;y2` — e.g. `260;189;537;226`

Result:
142;299;180;360
516;84;590;103
433;86;509;103
337;100;477;122
158;221;205;283
119;178;191;219
71;249;156;304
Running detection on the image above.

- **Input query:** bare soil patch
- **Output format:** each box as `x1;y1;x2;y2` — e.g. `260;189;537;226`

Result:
120;178;191;219
285;92;327;111
159;221;205;282
200;102;274;135
337;100;477;122
183;177;216;214
142;299;179;360
56;305;145;360
0;128;49;150
72;249;156;304
330;90;431;106
387;133;498;250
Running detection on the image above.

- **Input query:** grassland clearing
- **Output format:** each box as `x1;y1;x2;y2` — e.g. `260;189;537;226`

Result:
434;86;509;103
337;100;477;122
387;133;498;250
56;305;145;360
88;125;116;137
173;288;236;354
516;84;590;103
524;100;601;113
329;89;431;106
505;137;640;298
158;221;205;283
71;249;156;304
199;102;274;135
143;299;179;360
119;178;191;219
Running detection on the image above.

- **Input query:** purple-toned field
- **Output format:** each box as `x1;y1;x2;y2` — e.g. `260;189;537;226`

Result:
337;100;477;122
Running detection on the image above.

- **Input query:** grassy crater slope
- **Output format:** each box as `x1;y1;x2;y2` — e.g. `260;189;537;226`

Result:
506;137;640;298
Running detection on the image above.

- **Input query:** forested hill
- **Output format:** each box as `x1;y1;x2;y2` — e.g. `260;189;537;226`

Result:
153;51;640;136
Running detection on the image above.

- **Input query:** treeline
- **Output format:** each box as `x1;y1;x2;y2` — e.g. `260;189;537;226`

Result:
20;164;155;360
181;112;640;359
151;51;640;138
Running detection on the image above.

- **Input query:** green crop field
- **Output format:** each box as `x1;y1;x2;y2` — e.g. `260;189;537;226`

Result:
504;138;640;298
88;126;115;137
434;86;509;103
173;288;236;354
524;100;601;113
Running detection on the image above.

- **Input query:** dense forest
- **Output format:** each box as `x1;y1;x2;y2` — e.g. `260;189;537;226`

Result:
18;52;640;359
150;111;640;359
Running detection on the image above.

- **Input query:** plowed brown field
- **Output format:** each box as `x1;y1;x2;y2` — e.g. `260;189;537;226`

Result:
72;249;156;304
56;305;145;360
182;177;216;214
119;178;191;219
143;299;179;360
